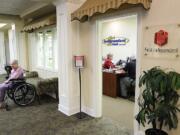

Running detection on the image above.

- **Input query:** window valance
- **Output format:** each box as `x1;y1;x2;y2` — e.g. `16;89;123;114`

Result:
71;0;152;22
22;14;56;32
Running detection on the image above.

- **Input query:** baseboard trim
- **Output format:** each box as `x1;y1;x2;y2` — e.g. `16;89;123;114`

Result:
58;104;97;118
58;104;79;116
82;106;96;117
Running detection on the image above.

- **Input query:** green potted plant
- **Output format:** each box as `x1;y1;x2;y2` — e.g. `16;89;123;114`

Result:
136;67;180;135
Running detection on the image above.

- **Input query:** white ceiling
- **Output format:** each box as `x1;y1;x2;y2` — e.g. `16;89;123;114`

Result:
0;0;53;15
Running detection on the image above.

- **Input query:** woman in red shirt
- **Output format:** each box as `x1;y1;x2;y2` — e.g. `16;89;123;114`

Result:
103;54;115;69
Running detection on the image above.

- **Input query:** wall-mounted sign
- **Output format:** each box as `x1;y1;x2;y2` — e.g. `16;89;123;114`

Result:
154;30;168;46
74;55;85;68
103;36;129;46
143;24;180;59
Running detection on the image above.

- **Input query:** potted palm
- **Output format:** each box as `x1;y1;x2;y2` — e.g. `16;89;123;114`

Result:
136;67;180;135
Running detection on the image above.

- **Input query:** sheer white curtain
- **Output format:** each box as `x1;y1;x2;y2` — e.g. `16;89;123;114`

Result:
36;28;58;71
8;24;18;62
0;32;6;74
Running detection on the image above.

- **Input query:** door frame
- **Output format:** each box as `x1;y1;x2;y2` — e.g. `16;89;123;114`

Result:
94;11;143;134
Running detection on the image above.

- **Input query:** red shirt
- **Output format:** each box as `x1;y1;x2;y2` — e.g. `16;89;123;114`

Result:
103;59;115;69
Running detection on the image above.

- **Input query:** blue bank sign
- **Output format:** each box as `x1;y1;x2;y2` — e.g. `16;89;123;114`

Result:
103;36;130;46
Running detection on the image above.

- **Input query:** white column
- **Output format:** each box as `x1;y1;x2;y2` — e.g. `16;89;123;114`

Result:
54;0;82;116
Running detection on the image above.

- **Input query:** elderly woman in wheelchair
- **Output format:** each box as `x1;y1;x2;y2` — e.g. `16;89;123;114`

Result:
0;60;36;109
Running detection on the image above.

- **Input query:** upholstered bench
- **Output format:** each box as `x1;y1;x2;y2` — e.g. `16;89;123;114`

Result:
25;71;58;101
1;71;58;102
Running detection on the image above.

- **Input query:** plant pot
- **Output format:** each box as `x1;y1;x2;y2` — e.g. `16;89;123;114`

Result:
145;128;168;135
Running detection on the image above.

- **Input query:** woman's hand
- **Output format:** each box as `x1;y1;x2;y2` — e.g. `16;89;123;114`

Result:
4;80;9;84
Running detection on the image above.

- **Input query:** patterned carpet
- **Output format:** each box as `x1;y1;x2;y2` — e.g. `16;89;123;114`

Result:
0;96;132;135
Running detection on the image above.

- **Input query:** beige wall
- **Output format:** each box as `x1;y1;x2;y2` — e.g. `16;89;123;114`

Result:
79;21;98;113
77;0;180;134
141;1;180;134
101;15;137;63
141;1;180;71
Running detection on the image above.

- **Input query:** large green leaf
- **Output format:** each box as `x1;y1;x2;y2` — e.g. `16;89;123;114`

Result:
136;67;180;130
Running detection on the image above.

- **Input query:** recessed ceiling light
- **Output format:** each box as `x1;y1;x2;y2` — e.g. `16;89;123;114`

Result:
0;23;7;28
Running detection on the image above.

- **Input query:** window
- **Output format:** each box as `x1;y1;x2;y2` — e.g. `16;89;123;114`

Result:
36;28;58;71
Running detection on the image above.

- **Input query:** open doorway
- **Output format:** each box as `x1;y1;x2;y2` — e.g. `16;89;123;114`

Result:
98;15;138;131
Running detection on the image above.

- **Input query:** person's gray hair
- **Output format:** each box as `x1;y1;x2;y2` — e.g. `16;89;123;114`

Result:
107;53;113;58
11;60;18;65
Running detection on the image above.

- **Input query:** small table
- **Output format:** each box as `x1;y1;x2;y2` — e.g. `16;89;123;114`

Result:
103;71;126;98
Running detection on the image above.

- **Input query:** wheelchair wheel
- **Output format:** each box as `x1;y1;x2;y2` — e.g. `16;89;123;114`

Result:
13;83;36;106
7;89;14;100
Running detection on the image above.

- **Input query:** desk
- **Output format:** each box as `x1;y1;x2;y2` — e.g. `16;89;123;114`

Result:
103;71;126;98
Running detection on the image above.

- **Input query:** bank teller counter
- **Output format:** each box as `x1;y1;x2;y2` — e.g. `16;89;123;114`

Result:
103;67;126;98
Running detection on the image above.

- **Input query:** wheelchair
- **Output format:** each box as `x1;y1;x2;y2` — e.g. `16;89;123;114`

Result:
4;79;36;110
